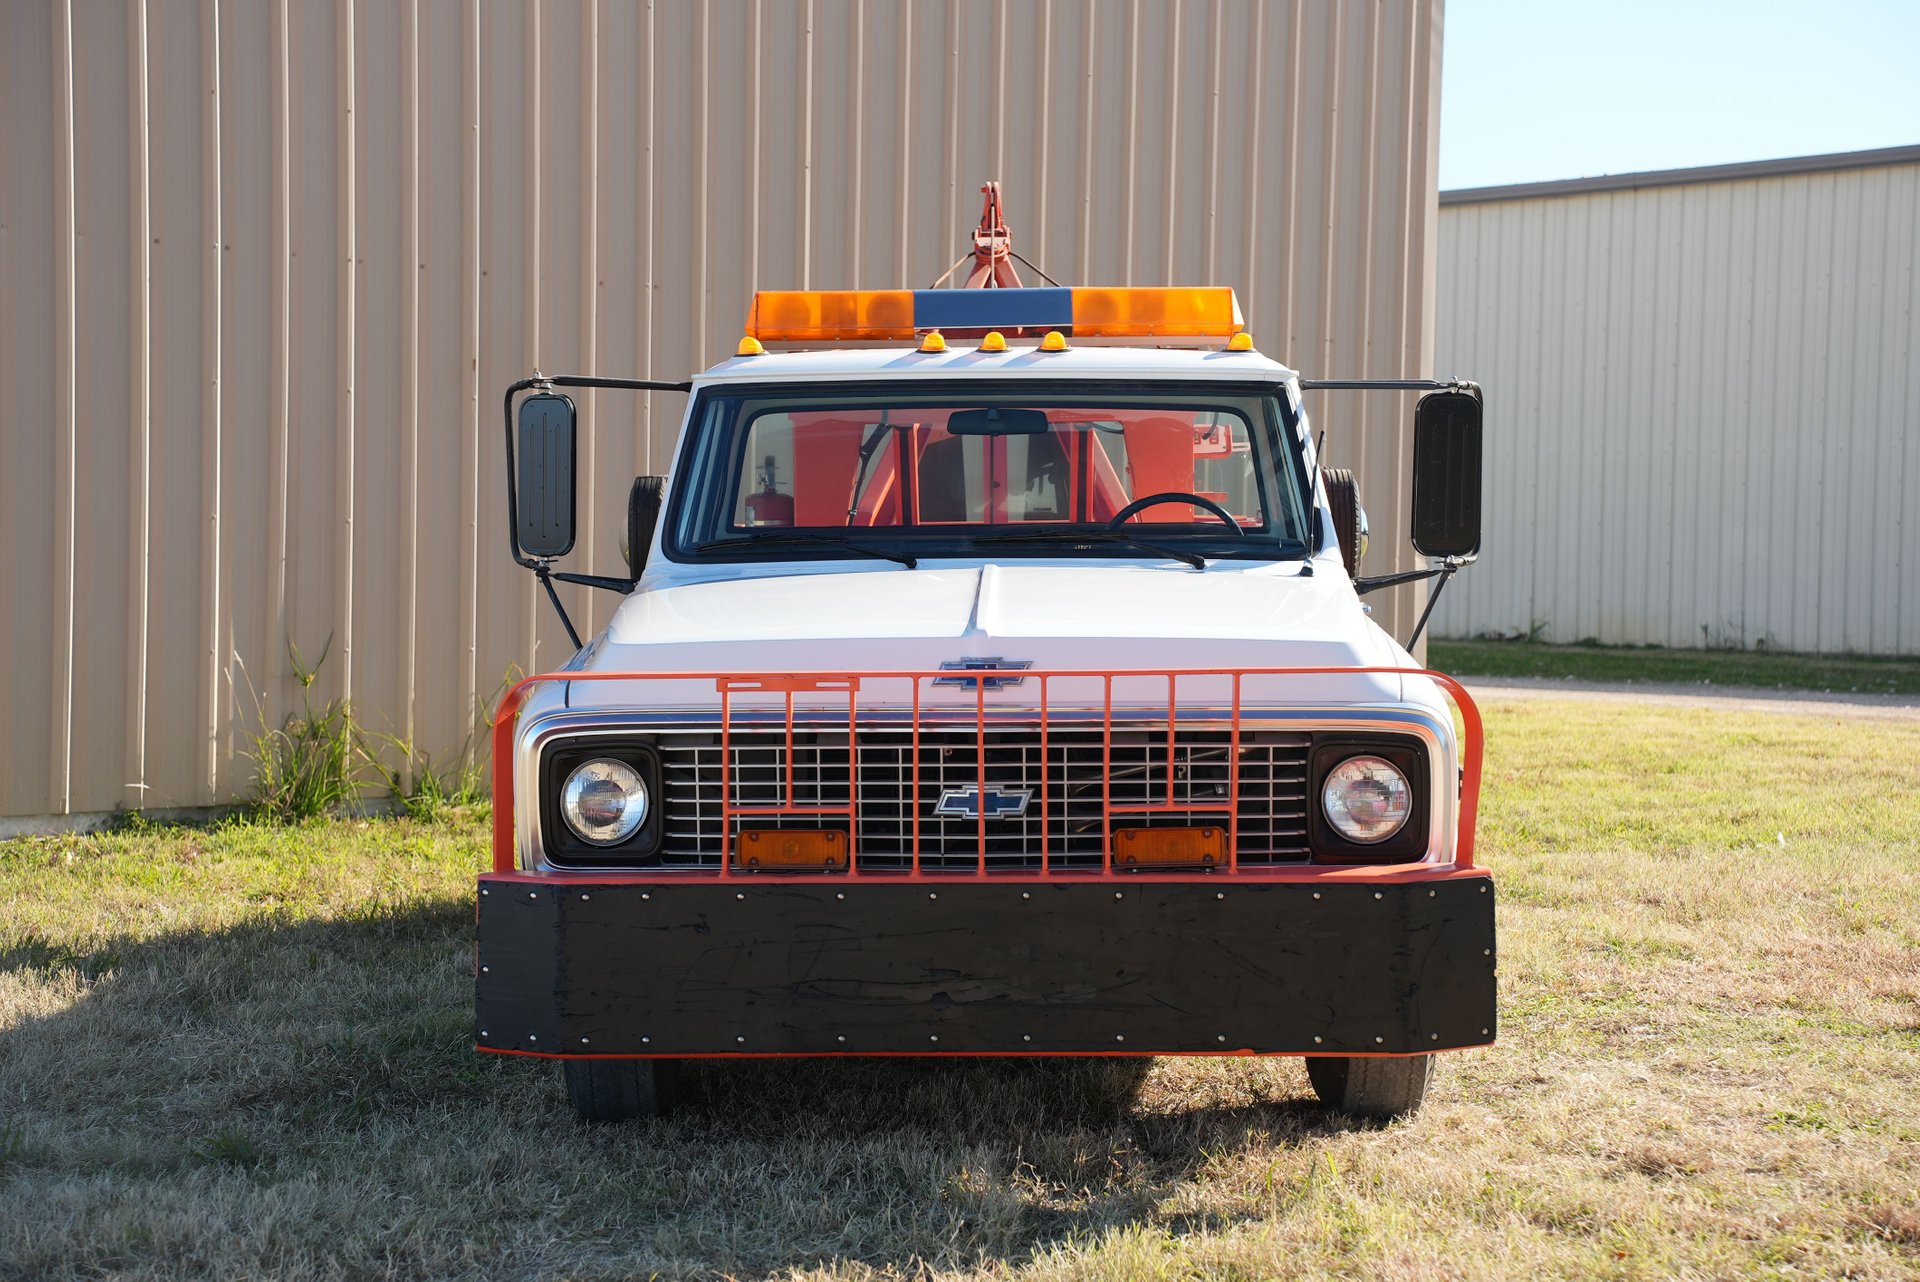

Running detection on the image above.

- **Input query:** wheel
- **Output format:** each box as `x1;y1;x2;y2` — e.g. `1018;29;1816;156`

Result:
564;1058;679;1121
1322;468;1363;576
1306;1054;1433;1120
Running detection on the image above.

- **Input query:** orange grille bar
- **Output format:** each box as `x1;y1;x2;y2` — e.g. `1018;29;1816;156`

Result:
491;667;1485;878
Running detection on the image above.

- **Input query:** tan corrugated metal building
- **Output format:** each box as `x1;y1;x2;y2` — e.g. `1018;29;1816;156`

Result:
1;0;1446;824
1433;145;1920;655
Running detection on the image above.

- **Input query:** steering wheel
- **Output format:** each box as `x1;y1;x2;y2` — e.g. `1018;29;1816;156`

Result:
1106;491;1246;535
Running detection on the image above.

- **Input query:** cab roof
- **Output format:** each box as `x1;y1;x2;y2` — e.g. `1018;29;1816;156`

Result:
695;341;1298;386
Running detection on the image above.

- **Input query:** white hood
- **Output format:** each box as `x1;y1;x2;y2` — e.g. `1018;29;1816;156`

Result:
564;560;1416;710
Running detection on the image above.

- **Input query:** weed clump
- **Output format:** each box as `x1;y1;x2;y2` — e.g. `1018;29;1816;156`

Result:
231;640;499;824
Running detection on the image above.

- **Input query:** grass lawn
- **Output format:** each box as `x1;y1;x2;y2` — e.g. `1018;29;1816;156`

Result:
2;697;1917;1279
1428;639;1920;696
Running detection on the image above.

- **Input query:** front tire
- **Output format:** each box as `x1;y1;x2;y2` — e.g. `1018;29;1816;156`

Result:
564;1058;679;1121
1306;1054;1433;1120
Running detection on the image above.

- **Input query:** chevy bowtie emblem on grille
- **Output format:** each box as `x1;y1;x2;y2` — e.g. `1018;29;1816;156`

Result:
934;785;1033;820
931;657;1033;690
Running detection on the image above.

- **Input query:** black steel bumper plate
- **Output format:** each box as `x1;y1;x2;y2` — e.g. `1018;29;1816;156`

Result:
475;876;1497;1056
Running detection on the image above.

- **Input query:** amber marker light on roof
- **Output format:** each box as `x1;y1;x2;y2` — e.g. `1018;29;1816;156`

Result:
978;331;1008;352
736;335;766;356
1226;331;1255;351
1038;330;1069;352
918;331;947;353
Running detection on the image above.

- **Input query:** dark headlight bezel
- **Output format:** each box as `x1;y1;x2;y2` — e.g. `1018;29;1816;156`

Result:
1307;734;1430;863
540;738;663;866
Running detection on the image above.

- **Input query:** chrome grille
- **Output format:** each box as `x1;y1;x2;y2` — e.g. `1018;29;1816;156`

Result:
656;725;1311;871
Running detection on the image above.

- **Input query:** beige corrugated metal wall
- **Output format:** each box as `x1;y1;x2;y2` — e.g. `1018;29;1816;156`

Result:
1433;155;1920;654
1;0;1444;822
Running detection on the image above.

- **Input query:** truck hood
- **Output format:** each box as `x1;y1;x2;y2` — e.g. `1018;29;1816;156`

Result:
565;561;1418;710
606;562;1368;647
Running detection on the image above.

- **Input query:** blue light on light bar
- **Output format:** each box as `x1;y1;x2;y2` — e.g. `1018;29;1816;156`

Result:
911;288;1074;333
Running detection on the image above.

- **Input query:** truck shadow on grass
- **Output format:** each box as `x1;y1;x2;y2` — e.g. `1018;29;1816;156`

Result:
0;896;1373;1280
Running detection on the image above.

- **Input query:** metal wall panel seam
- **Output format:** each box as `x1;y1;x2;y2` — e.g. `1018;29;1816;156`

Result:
943;0;959;274
1352;0;1379;495
1280;0;1302;349
522;0;540;662
1121;0;1139;284
1314;0;1340;371
989;0;1005;181
125;0;152;810
50;0;78;815
578;0;599;634
459;0;479;732
1201;0;1220;282
1237;0;1262;315
401;0;420;783
892;0;909;286
198;0;223;799
693;0;708;365
847;0;864;288
799;0;813;292
639;0;655;467
1032;0;1051;271
1076;0;1094;286
266;0;292;747
334;0;356;700
1158;0;1179;284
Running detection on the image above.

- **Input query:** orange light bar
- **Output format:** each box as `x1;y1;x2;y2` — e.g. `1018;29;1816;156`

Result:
1071;287;1244;338
746;290;915;341
733;828;848;871
1113;826;1227;870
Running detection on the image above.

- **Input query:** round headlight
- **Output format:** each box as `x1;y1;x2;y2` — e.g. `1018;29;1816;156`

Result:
1321;755;1411;844
560;758;649;846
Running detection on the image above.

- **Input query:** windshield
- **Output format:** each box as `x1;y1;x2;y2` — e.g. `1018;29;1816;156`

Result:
666;380;1310;563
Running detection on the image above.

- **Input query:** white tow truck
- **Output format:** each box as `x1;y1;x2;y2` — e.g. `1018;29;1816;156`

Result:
477;186;1491;1122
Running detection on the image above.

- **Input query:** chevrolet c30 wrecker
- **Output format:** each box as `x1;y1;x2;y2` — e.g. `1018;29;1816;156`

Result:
478;186;1490;1121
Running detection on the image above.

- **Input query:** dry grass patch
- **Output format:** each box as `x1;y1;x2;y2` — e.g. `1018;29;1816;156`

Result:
2;699;1917;1279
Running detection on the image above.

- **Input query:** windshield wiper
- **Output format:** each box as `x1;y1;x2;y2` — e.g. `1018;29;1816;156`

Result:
971;528;1208;570
693;532;917;569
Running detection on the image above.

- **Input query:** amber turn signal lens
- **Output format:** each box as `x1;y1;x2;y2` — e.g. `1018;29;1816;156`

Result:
1113;826;1226;869
734;828;847;870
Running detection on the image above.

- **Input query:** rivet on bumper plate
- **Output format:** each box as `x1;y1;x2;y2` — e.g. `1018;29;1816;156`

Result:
1313;1036;1323;1044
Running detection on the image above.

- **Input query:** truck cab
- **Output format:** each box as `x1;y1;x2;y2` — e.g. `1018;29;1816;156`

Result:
478;280;1492;1123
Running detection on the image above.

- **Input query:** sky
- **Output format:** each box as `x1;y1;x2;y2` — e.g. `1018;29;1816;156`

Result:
1438;0;1920;190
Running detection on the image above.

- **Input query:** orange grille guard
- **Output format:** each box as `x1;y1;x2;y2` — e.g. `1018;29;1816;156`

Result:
489;666;1484;877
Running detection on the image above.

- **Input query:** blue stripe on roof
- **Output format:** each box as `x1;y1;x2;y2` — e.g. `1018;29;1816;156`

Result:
911;287;1074;331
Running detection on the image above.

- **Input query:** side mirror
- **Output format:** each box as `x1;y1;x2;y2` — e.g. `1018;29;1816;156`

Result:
1410;390;1482;559
515;392;578;559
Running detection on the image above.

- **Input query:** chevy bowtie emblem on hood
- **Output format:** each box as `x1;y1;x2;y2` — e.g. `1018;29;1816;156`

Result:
931;657;1033;690
934;785;1033;820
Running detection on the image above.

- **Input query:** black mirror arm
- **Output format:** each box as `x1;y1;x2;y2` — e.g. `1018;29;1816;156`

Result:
534;565;584;651
1352;554;1470;596
551;570;639;593
1352;554;1473;651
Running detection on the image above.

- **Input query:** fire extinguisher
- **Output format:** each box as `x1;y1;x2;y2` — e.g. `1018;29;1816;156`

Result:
743;454;794;526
